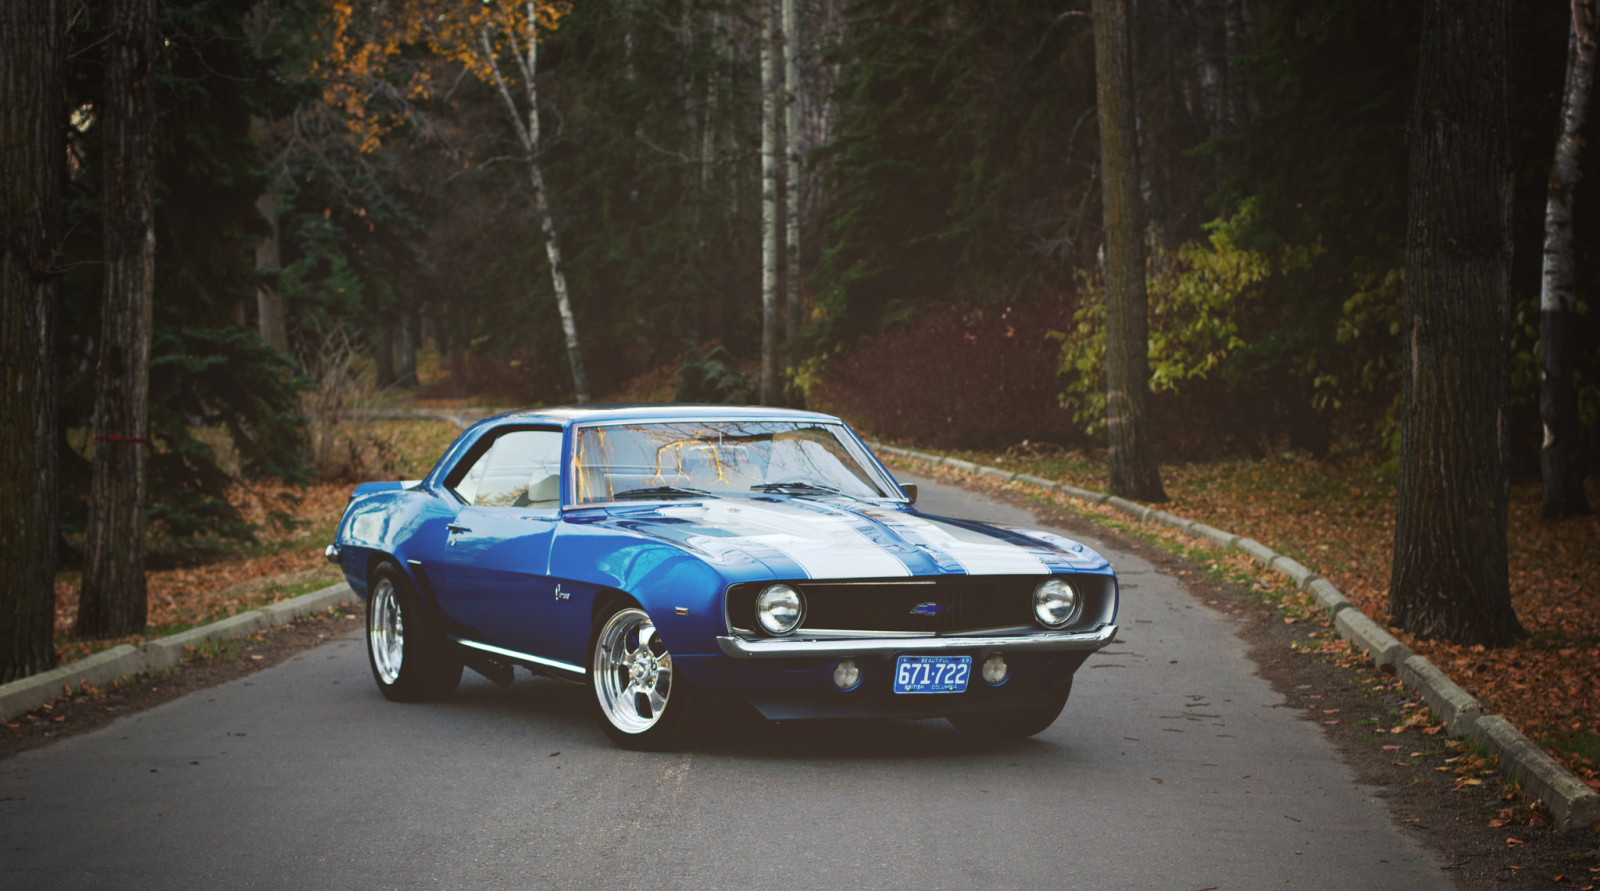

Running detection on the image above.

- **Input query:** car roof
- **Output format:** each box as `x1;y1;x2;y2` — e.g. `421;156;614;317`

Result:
487;403;844;428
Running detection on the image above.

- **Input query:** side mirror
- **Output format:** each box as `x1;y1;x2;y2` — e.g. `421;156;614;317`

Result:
900;483;918;504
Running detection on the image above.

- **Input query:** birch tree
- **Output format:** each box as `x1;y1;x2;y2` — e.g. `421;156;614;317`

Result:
1390;0;1522;646
0;0;64;679
470;2;588;402
1092;0;1167;502
79;0;159;638
783;0;803;403
760;0;781;405
1539;0;1596;519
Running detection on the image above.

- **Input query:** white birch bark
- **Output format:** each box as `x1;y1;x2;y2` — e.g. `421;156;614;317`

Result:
782;0;802;400
478;4;590;403
760;0;780;405
1538;0;1596;517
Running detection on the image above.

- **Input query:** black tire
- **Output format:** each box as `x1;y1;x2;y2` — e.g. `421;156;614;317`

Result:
588;602;695;751
365;561;463;702
947;680;1072;744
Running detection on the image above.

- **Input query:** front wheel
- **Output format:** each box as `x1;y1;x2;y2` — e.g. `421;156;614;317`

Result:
366;562;463;702
589;605;694;750
947;681;1071;744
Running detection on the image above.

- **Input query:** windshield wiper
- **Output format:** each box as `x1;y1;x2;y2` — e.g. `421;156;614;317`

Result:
611;485;718;500
752;480;843;496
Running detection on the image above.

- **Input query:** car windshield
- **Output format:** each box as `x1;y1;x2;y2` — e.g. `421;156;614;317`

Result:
572;420;895;506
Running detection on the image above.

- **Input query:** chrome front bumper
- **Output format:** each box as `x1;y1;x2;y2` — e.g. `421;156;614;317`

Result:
715;624;1117;659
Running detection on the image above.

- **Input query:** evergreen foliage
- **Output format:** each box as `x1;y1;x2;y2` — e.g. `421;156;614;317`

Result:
56;0;310;552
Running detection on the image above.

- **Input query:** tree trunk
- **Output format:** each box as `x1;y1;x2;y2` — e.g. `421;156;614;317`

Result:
760;0;781;406
782;0;803;407
253;189;287;351
79;0;157;639
375;320;396;388
1390;0;1522;646
479;7;589;403
1092;0;1167;502
1539;0;1596;519
396;296;418;388
0;0;64;681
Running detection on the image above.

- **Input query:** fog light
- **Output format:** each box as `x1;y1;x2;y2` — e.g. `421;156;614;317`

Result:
982;654;1009;686
832;659;861;691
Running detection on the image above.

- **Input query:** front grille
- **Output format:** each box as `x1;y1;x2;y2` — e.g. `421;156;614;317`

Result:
728;576;1047;635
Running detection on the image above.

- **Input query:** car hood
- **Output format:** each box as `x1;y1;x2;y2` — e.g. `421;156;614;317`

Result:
584;497;1110;580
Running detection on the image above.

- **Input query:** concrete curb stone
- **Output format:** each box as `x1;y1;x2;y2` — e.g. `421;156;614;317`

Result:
1334;608;1413;671
1013;473;1060;490
0;645;144;723
1306;578;1354;618
1234;537;1279;566
0;584;360;723
977;466;1017;484
1399;655;1482;736
1269;555;1316;588
260;583;357;627
1187;522;1240;550
1105;496;1151;522
1147;511;1194;532
1471;716;1600;833
1059;484;1110;505
141;611;272;671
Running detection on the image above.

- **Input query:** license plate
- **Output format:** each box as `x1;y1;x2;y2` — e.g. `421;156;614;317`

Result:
893;655;971;694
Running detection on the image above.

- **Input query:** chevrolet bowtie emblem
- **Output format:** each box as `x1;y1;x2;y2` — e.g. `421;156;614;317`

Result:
909;602;948;616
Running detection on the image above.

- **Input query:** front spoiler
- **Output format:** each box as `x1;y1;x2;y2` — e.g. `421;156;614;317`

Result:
715;623;1117;659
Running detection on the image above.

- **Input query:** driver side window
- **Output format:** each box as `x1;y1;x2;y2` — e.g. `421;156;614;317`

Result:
450;429;564;508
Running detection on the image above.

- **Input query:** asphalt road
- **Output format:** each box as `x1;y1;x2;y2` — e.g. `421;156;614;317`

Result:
0;474;1450;890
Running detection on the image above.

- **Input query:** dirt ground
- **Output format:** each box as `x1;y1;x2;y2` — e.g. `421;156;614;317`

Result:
4;481;1597;887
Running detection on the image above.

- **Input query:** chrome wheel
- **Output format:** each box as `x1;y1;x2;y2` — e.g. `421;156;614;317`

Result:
368;577;404;685
593;608;675;735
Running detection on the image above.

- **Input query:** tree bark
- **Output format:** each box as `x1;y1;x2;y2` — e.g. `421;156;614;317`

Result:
79;0;158;638
760;0;781;406
782;0;802;406
479;5;589;403
1092;0;1167;502
251;118;287;353
1539;0;1596;519
0;0;64;680
1390;0;1522;646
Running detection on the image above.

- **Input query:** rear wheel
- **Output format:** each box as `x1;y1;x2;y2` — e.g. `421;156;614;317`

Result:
366;562;463;702
589;604;694;750
947;681;1071;744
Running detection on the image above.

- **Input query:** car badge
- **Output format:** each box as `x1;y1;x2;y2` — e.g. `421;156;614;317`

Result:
909;602;948;616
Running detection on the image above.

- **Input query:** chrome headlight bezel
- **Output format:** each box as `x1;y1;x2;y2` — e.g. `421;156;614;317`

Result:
755;583;805;636
1032;578;1080;629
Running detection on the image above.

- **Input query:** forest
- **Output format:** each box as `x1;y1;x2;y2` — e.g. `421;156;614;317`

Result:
2;0;1598;682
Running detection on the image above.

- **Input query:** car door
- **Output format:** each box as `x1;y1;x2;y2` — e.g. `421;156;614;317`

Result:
414;426;564;659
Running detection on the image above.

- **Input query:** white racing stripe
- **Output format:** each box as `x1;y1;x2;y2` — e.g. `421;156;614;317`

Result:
866;510;1053;576
676;501;911;579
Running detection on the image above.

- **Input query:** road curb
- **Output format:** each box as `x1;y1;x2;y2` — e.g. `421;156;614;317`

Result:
0;582;357;723
874;442;1600;832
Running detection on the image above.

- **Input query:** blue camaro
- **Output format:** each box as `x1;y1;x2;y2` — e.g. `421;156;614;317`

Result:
327;405;1118;749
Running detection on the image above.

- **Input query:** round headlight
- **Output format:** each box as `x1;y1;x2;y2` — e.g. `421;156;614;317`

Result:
1033;579;1079;629
756;584;805;636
